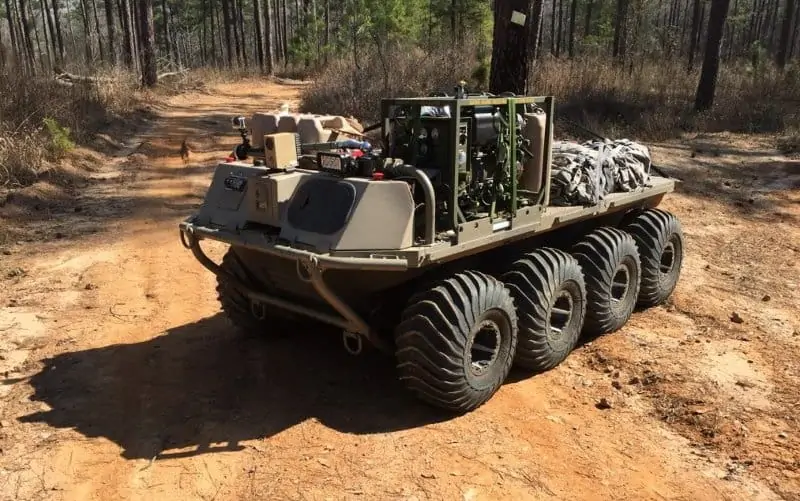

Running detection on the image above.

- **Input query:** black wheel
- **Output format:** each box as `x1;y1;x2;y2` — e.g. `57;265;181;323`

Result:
394;271;518;413
572;227;642;337
623;208;684;308
216;248;289;337
501;248;587;373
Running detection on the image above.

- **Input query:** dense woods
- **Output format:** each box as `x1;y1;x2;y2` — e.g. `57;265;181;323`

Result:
0;0;798;86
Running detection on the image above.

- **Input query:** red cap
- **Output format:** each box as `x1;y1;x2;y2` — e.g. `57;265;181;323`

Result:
372;172;384;180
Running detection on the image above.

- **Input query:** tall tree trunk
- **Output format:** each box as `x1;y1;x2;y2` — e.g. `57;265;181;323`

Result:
253;0;265;71
210;0;217;64
236;0;247;66
39;0;53;65
528;0;545;64
556;0;563;56
273;0;281;62
451;0;457;42
29;0;45;71
695;0;731;111
791;0;800;59
104;0;116;64
79;0;93;63
323;0;328;62
220;0;233;66
687;0;701;70
119;0;136;68
281;0;288;62
43;0;59;62
5;0;20;66
489;0;534;95
776;0;797;68
91;0;106;61
160;0;169;59
568;0;578;57
18;0;35;72
584;0;593;37
612;0;628;59
550;0;556;54
138;0;156;85
264;0;274;73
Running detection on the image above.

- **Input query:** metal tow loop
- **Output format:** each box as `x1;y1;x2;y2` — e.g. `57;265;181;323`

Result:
342;331;363;356
250;300;267;320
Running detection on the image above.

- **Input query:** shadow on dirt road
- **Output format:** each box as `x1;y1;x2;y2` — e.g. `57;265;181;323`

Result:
19;315;451;459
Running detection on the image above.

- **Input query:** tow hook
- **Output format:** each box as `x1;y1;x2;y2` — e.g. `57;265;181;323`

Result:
342;331;363;356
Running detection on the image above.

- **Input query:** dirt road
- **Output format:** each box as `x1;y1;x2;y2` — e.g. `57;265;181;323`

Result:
1;80;798;501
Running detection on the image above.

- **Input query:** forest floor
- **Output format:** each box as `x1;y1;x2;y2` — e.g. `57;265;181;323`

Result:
0;79;798;501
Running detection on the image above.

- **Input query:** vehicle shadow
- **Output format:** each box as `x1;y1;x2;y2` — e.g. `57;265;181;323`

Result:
19;314;452;460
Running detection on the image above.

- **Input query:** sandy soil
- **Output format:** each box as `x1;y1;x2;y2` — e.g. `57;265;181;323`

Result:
0;80;798;501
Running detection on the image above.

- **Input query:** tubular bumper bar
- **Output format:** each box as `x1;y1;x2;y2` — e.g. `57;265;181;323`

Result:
179;220;402;351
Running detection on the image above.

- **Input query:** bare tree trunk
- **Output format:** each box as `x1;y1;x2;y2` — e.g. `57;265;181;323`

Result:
236;0;248;66
323;0;328;62
5;0;20;66
220;0;233;66
777;0;797;68
119;0;136;69
43;0;60;63
38;0;53;66
528;0;545;65
687;0;701;70
556;0;563;56
489;0;534;95
695;0;731;111
253;0;265;71
281;0;288;62
79;0;93;63
584;0;593;37
264;0;274;73
210;0;217;64
568;0;577;57
791;0;800;59
550;0;556;54
18;0;35;72
104;0;116;64
90;0;106;61
612;0;628;60
138;0;157;86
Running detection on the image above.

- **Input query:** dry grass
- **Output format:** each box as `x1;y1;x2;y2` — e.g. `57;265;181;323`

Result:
300;45;800;142
0;68;143;189
300;41;486;123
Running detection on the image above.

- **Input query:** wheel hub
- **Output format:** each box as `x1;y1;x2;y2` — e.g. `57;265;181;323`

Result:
660;241;676;274
469;320;502;376
611;265;630;303
549;290;574;339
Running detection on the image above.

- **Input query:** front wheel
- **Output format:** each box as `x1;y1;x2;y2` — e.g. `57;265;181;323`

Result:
216;249;290;338
394;271;518;413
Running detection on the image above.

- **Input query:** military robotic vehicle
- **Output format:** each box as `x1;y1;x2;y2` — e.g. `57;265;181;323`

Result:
178;85;683;413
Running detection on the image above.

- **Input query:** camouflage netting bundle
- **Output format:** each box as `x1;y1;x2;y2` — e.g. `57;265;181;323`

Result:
549;139;653;207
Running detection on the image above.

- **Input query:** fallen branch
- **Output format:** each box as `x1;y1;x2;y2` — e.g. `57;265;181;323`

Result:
157;69;188;80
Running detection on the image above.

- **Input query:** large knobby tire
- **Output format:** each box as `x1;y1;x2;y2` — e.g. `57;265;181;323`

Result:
217;249;286;337
572;227;642;337
623;208;684;308
501;248;587;373
394;271;518;413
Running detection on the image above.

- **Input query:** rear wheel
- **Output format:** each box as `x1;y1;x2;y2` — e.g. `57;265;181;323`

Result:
216;249;290;337
394;271;518;413
572;227;641;337
623;209;684;308
501;248;587;373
